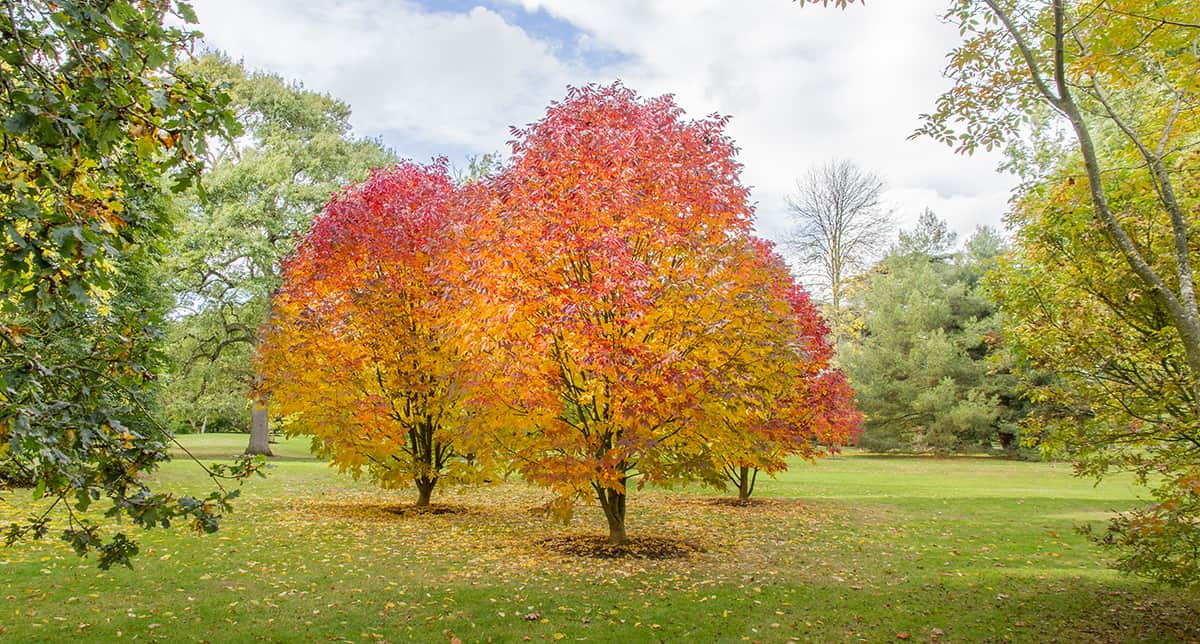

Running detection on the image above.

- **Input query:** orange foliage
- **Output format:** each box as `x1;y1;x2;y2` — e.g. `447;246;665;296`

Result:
256;85;859;529
451;84;857;537
713;240;860;496
256;160;478;505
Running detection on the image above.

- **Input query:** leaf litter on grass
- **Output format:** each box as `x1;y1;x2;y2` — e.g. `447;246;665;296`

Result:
6;457;1200;643
258;480;848;605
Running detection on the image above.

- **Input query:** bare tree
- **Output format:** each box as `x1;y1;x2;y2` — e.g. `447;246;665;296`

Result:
786;159;892;332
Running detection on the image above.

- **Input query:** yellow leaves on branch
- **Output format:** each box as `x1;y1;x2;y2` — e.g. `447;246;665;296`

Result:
258;160;480;500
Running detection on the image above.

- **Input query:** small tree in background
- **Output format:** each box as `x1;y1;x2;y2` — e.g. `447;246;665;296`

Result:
786;159;892;338
712;240;861;501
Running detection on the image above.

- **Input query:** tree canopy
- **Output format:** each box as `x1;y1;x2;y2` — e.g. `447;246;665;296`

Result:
994;135;1200;585
712;240;861;499
454;83;856;542
0;0;256;568
797;0;1200;586
258;160;477;507
915;0;1200;585
843;217;1025;454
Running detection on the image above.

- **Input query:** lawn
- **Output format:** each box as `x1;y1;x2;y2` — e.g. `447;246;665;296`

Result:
1;434;1197;643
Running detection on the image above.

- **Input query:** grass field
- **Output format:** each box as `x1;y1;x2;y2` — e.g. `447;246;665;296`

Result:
1;434;1197;643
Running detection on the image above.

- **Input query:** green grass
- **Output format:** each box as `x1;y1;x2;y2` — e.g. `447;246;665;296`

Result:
1;435;1197;643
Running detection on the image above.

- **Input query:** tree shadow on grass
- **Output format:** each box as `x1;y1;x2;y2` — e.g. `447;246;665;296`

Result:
292;501;473;523
676;495;824;513
176;452;322;463
930;573;1200;643
840;451;998;461
384;504;469;517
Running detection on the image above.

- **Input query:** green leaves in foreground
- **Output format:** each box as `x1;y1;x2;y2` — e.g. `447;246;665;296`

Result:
4;451;266;569
1;0;248;566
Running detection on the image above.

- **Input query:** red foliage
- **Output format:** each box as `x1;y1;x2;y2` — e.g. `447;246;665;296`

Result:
257;83;862;526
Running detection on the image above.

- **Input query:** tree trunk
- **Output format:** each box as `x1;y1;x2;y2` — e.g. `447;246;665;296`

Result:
596;483;628;544
738;466;752;501
245;402;273;456
415;476;436;507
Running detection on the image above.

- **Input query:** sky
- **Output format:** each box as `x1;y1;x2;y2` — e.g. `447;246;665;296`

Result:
189;0;1018;250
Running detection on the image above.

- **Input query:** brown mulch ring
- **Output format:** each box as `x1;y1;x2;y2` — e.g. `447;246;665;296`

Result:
699;497;765;508
384;503;470;517
537;533;706;560
290;501;473;522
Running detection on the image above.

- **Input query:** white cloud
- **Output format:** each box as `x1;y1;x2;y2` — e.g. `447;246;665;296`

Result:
192;0;583;154
505;0;1017;243
191;0;1018;247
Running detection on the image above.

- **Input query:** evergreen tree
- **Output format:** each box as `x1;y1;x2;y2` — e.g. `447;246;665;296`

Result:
843;218;1026;453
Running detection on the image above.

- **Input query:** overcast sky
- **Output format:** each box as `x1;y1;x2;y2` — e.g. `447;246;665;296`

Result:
190;0;1017;249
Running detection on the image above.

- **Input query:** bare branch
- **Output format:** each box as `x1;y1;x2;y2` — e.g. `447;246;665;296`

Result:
786;158;892;327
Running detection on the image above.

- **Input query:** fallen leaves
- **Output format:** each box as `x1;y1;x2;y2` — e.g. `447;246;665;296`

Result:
537;534;705;560
700;497;766;508
7;445;1200;643
384;504;470;518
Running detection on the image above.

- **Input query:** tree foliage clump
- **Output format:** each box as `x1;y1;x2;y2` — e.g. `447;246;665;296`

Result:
712;241;861;500
917;0;1200;586
454;84;858;541
0;0;259;569
994;147;1200;586
802;0;1200;587
257;84;858;539
842;215;1026;454
257;161;478;507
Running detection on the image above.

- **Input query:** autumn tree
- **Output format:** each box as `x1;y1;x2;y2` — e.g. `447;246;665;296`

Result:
994;140;1200;583
0;0;258;568
257;161;475;507
916;0;1200;586
711;240;861;501
786;159;892;338
455;83;839;542
165;53;395;456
